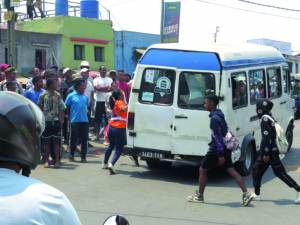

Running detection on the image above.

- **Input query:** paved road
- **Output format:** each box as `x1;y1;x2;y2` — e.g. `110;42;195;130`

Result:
31;121;300;225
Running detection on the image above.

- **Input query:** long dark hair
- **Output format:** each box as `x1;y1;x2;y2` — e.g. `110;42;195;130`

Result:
109;89;123;109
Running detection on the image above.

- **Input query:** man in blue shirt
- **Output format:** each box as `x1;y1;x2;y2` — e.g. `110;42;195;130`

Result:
65;78;90;163
23;76;44;106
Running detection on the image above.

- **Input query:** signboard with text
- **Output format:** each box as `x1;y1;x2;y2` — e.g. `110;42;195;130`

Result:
247;39;292;55
163;2;180;43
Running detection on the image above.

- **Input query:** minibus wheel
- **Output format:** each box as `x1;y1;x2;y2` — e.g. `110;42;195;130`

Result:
286;125;293;152
146;160;159;168
235;144;254;176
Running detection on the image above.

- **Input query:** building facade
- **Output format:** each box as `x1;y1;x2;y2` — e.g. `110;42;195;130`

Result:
18;15;114;72
0;29;62;77
114;31;159;76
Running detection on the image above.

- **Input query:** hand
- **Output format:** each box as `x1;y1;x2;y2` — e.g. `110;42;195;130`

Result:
263;155;269;163
92;108;95;116
87;110;90;115
65;114;69;119
219;157;225;165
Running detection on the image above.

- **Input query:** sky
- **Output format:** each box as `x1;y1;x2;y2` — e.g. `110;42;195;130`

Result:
9;0;300;54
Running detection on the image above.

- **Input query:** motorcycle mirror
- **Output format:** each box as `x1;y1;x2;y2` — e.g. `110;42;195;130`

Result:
103;215;129;225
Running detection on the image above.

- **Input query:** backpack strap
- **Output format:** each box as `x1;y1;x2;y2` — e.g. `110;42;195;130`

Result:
261;114;274;123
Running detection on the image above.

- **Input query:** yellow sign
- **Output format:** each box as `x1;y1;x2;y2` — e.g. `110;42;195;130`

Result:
4;12;13;21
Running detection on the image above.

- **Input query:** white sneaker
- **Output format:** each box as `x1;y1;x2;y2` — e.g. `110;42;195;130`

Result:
107;163;117;174
295;192;300;204
102;164;108;169
252;193;262;201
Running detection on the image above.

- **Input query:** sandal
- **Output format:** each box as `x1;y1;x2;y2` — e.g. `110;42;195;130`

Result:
44;162;50;168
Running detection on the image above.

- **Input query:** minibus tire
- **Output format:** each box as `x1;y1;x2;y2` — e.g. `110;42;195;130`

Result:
286;125;293;152
235;144;253;176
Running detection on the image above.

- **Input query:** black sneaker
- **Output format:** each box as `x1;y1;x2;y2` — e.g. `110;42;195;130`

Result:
241;192;254;206
187;190;204;203
129;156;139;166
88;142;94;147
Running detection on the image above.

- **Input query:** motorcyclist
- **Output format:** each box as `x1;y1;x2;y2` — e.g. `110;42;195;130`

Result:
0;92;82;225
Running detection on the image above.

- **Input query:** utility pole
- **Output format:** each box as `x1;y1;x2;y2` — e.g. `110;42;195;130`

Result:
159;0;164;43
5;0;16;67
214;26;219;43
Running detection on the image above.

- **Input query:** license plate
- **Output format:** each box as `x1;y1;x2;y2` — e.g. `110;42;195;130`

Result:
140;151;164;159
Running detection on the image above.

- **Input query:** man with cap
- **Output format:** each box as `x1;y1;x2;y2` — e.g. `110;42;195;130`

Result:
0;92;82;225
0;67;23;94
78;61;95;83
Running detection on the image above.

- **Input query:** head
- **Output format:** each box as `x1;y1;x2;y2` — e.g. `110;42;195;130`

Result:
111;81;118;91
74;78;86;94
118;70;125;82
48;71;59;82
63;68;73;79
78;61;92;71
5;67;17;81
125;73;131;83
31;67;40;77
99;66;107;78
32;76;43;89
80;68;90;80
0;92;45;176
258;83;264;90
204;94;219;112
109;70;117;81
240;86;246;95
43;69;53;81
109;89;124;109
0;72;5;81
6;80;16;92
256;98;273;118
50;66;58;71
46;78;57;91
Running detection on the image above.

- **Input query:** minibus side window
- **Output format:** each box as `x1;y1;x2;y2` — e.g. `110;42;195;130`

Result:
249;69;266;105
178;72;215;110
267;68;282;99
138;68;175;105
232;72;248;109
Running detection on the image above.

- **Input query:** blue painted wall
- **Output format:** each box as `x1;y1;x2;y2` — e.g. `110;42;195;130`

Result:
114;31;159;77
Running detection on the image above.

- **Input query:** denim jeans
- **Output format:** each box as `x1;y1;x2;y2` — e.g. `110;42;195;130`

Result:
104;125;126;165
70;122;89;159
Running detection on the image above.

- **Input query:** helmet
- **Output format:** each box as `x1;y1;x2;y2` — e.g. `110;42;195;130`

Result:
0;92;45;176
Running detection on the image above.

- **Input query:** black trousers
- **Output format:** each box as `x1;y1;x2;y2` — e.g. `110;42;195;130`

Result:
252;154;299;192
70;122;89;159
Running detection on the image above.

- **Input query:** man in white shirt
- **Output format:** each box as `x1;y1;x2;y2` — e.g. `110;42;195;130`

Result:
0;92;81;225
93;66;112;141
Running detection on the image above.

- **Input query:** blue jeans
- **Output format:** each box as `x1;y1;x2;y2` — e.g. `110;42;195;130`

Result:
104;125;126;165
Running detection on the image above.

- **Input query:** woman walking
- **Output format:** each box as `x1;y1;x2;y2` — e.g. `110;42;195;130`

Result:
102;89;128;174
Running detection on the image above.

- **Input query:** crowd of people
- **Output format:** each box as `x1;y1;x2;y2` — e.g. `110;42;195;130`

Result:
0;61;137;172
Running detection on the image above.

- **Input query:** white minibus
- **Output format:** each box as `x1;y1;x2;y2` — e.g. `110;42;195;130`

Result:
125;43;294;175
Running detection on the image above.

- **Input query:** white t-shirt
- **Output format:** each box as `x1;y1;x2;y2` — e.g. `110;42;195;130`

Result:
85;80;94;99
0;168;82;225
93;76;112;102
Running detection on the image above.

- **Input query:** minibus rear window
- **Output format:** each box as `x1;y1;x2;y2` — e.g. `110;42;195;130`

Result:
139;68;175;105
178;72;215;110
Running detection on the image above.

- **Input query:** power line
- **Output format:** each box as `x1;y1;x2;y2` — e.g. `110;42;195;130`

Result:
237;0;300;12
195;0;300;21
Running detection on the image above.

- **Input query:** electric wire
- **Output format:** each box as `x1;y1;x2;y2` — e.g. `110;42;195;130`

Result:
237;0;300;12
195;0;300;21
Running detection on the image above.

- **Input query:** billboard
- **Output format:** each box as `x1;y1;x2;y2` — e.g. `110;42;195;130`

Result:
247;39;292;55
163;2;181;43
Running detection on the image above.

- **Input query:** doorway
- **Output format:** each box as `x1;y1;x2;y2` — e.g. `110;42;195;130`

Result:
35;50;46;69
